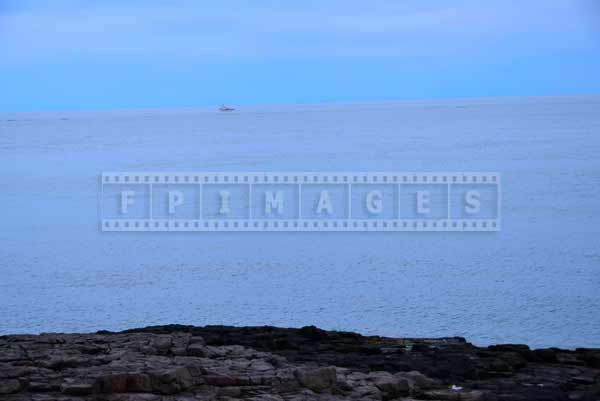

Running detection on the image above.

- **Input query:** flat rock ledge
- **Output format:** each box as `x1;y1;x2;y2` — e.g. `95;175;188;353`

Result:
1;325;599;401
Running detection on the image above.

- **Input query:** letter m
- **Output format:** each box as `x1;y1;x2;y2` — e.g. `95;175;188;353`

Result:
265;191;284;215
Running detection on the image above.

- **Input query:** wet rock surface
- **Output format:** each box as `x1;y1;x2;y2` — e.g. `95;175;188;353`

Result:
1;325;598;400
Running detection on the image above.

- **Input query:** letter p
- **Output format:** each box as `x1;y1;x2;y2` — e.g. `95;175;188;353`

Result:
168;191;183;214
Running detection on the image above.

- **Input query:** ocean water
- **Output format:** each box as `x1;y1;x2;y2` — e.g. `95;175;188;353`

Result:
1;96;599;348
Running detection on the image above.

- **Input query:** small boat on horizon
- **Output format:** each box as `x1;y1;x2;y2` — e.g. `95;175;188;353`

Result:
219;104;235;112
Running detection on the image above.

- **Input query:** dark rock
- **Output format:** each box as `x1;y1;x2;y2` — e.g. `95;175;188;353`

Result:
556;352;585;366
576;348;600;368
0;378;21;394
534;348;558;363
93;372;152;393
1;325;598;400
28;381;60;392
204;374;245;387
403;370;436;390
61;382;93;395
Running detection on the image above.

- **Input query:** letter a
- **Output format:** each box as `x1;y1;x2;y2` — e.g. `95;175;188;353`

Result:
316;190;333;215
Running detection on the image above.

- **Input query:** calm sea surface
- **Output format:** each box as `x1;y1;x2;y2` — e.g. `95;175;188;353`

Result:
1;96;599;348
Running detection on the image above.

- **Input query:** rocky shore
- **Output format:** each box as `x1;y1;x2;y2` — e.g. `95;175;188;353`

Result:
1;325;599;400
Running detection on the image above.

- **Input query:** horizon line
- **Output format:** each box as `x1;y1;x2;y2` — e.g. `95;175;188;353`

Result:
2;92;600;115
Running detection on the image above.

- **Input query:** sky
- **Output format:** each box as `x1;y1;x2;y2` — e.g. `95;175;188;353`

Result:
1;0;599;112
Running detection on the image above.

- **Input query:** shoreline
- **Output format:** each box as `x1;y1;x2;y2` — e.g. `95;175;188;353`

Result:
1;325;599;400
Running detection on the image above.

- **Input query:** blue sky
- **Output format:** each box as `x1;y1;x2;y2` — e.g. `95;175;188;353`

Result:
1;0;599;112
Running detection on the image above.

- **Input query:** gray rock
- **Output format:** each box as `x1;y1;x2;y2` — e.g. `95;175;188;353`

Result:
370;372;412;397
187;343;208;357
293;367;337;392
